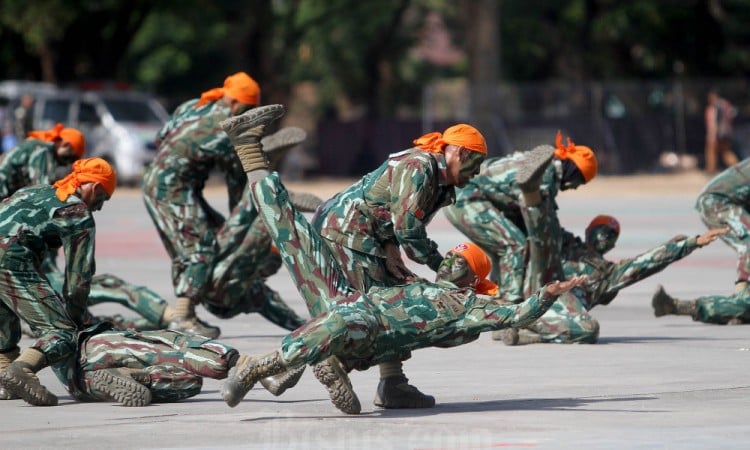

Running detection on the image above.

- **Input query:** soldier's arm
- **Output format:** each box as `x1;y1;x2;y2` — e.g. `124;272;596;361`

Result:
55;204;96;323
389;157;443;271
602;234;706;294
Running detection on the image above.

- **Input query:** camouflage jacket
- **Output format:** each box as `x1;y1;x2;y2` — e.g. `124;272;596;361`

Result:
454;152;562;225
144;99;245;209
560;231;701;308
696;158;750;234
313;148;454;270
0;184;96;319
0;139;57;200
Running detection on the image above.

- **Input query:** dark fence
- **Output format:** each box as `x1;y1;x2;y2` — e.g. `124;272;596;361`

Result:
311;79;750;177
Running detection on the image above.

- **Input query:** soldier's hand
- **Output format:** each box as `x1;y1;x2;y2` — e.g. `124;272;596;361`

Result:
546;275;587;296
697;227;729;246
383;241;414;280
259;247;283;277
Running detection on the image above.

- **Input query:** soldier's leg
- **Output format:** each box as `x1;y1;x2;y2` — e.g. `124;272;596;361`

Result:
444;201;527;301
0;302;21;400
86;274;168;328
524;290;599;344
653;285;750;324
696;194;750;288
82;364;202;404
223;299;377;413
0;267;83;406
143;196;220;339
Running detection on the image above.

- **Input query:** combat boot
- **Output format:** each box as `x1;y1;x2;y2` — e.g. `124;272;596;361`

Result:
0;348;19;400
0;348;57;406
166;297;221;339
89;368;152;407
652;285;676;317
516;145;555;205
221;104;285;173
289;191;324;213
373;359;434;409
260;366;306;397
312;355;361;414
222;350;288;407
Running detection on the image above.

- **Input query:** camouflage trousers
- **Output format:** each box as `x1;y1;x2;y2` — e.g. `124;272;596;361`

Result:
0;264;78;363
694;292;750;324
143;193;221;299
696;192;750;282
249;172;561;367
53;327;236;403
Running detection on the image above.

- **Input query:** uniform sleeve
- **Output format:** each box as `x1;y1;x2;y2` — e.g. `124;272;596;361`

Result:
601;235;700;295
389;157;443;270
54;203;96;323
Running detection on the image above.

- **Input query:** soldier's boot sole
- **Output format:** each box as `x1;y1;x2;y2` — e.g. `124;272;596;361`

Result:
220;104;285;139
90;369;152;407
651;285;675;317
516;145;555;192
373;375;436;409
261;127;307;155
289;191;324;213
260;365;306;397
312;356;361;414
0;364;57;406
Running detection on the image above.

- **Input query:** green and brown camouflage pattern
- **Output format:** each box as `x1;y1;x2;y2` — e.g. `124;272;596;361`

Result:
695;158;750;282
0;185;96;363
311;148;455;288
142;98;245;299
53;324;236;403
0;140;59;200
693;289;750;324
250;172;564;369
445;153;563;302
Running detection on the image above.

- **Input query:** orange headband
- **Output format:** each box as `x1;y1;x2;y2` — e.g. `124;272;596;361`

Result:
196;72;261;107
53;157;117;202
413;124;487;155
586;214;620;236
554;131;597;182
27;123;86;158
449;242;498;296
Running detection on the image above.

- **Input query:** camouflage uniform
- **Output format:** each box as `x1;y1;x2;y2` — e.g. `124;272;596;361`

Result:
0;139;58;199
528;232;704;343
250;172;562;368
695;158;750;283
0;185;95;364
142;98;246;300
311;148;453;294
0;138;170;332
52;322;236;403
205;190;305;330
444;153;564;303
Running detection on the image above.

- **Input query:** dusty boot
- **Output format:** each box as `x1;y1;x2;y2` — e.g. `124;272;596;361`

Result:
373;360;435;409
516;145;555;194
0;348;57;406
652;285;677;317
312;356;361;414
261;126;307;154
222;350;288;407
89;368;152;407
674;299;697;317
0;348;19;400
288;191;324;213
260;366;306;397
221;104;285;173
492;328;519;345
167;297;221;339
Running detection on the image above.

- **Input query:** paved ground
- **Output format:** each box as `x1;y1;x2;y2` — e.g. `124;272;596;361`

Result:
2;171;749;449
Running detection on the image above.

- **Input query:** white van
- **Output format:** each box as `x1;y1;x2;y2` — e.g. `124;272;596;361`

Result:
33;89;169;186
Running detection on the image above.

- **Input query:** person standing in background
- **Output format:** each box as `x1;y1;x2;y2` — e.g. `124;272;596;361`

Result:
704;88;740;175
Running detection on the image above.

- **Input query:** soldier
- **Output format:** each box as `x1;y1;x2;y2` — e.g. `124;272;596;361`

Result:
309;121;488;409
497;214;727;345
445;131;597;305
50;323;242;407
653;158;750;324
0;158;116;406
143;72;306;339
219;106;586;413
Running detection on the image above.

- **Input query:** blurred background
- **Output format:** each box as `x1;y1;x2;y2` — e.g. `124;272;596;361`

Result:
1;0;750;183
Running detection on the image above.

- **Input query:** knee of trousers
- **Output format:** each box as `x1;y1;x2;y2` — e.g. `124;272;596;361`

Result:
326;308;379;351
569;315;600;344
